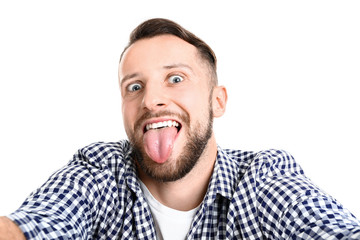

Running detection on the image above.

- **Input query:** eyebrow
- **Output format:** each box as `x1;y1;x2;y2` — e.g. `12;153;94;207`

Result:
163;63;194;73
120;73;140;86
120;63;194;86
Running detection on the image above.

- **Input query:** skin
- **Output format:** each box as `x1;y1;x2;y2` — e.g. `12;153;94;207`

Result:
0;216;26;240
119;35;227;211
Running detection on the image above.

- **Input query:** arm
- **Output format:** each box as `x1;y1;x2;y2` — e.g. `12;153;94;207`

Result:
279;194;360;239
6;143;123;240
0;216;25;240
7;142;122;238
254;150;360;239
7;163;102;239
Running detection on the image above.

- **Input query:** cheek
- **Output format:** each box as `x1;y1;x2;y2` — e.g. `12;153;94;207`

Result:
173;88;209;118
122;101;138;130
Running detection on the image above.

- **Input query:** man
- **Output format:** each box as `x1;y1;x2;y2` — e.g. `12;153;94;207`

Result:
1;18;359;239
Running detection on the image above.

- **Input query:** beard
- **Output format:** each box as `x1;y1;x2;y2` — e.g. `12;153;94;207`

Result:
129;106;214;182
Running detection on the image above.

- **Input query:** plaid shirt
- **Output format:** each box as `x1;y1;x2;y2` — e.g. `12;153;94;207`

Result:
9;140;360;239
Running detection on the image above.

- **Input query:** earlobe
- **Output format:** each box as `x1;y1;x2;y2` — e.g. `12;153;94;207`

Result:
212;86;228;118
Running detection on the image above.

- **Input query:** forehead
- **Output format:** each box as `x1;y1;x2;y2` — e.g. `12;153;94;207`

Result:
119;35;203;77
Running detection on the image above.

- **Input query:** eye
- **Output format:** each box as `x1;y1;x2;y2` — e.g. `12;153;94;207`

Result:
168;75;184;84
126;83;142;92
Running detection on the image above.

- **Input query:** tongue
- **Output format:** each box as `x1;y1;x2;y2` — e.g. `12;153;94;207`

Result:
143;127;178;164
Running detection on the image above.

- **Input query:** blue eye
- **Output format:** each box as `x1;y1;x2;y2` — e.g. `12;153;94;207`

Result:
127;83;142;92
168;75;183;84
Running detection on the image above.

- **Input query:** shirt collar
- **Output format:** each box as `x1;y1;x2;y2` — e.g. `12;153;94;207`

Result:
123;142;143;197
208;146;241;201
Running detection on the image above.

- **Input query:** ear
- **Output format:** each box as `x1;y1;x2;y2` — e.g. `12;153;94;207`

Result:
211;86;228;118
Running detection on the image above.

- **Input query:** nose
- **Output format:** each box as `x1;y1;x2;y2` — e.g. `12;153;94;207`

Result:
142;83;169;111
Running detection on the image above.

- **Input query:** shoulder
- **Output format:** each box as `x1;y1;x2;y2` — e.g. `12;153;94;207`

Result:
73;140;132;167
51;140;134;185
77;140;131;159
253;149;304;177
219;148;303;179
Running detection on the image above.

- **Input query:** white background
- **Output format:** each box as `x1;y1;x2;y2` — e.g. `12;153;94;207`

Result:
0;1;359;219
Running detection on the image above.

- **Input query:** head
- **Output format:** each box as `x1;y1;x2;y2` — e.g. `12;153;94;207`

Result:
119;18;227;182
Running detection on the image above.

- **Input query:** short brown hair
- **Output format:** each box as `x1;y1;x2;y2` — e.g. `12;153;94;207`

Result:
120;18;218;85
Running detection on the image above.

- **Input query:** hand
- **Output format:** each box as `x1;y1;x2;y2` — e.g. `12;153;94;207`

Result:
0;217;25;240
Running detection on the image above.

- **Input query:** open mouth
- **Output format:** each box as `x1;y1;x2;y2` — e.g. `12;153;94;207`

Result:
143;120;182;133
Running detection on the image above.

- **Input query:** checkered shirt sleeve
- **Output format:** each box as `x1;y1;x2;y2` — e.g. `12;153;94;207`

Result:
229;149;360;239
7;141;145;239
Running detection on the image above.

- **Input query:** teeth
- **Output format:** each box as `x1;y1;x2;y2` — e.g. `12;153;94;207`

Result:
146;120;180;131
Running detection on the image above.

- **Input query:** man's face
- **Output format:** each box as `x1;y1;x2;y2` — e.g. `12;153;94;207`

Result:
119;35;214;182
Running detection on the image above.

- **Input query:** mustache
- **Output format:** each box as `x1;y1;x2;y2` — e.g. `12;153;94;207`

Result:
134;110;190;132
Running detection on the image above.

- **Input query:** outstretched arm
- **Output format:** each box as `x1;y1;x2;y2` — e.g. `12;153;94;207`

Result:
0;216;25;240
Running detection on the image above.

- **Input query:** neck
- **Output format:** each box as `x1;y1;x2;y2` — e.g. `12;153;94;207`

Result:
139;135;217;211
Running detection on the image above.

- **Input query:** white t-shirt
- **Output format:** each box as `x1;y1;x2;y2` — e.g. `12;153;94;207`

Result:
139;181;200;240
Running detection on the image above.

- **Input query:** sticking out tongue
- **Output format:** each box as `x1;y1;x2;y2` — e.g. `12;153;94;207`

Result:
143;126;178;164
